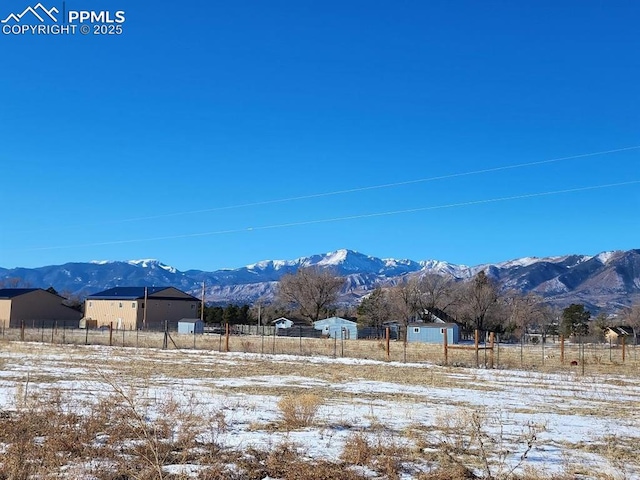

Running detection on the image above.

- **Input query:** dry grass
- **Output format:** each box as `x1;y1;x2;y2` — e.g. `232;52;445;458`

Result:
1;338;639;479
277;393;323;429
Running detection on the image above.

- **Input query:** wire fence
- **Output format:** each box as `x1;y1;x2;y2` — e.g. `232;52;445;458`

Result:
1;321;638;375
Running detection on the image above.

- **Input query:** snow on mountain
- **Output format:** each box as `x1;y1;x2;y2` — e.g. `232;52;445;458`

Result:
595;251;616;264
127;259;178;274
2;249;639;311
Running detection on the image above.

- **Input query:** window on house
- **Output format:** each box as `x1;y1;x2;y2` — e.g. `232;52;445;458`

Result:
141;303;145;309
413;327;420;333
441;328;446;334
119;302;123;308
132;302;136;308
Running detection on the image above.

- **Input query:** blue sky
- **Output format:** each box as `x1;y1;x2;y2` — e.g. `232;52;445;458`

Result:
1;0;638;271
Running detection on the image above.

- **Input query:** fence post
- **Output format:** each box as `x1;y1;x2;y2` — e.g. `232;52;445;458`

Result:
20;320;25;341
489;332;495;369
85;325;89;345
622;336;626;362
443;328;448;366
51;322;55;344
225;323;230;353
475;330;480;368
109;322;113;346
261;325;265;355
385;327;390;361
560;335;565;364
41;320;45;342
299;326;302;354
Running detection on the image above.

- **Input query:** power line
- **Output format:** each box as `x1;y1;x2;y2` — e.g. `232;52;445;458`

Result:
12;144;640;233
14;179;640;252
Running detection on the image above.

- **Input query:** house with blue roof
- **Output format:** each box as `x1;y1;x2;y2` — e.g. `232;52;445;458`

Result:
84;286;200;330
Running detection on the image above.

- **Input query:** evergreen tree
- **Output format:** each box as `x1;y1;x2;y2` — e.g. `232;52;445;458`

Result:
560;304;590;337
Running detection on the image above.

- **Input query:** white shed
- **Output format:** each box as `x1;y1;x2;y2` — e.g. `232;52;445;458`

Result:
177;318;204;334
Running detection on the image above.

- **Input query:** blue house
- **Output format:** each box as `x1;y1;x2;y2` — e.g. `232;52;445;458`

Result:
313;317;358;339
407;322;460;344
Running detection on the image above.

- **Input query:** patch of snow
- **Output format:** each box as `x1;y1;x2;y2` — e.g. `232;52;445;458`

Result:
316;249;350;266
127;259;177;274
594;251;616;264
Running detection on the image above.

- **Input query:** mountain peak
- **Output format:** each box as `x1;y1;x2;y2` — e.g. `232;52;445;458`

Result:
127;259;177;274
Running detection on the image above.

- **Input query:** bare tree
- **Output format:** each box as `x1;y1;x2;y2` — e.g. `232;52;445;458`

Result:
387;278;424;340
277;267;345;323
416;273;455;318
462;271;500;333
622;303;640;340
506;292;546;338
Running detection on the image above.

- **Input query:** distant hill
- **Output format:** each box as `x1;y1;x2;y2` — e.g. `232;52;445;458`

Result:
1;249;639;312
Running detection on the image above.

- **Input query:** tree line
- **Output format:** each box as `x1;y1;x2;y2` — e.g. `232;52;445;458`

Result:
4;271;640;340
262;267;640;341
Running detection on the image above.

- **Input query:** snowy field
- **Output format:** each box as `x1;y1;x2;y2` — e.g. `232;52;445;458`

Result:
0;341;639;479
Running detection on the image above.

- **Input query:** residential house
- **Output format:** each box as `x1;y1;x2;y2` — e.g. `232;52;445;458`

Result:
604;326;635;344
0;288;83;328
271;317;308;330
84;287;200;330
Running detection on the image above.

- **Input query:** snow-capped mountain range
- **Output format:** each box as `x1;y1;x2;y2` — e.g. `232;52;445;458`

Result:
1;248;639;312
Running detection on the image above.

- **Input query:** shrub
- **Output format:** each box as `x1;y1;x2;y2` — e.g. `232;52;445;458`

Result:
277;393;322;429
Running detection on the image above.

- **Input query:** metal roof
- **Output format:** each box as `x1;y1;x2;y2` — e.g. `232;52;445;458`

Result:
87;287;175;300
0;288;40;299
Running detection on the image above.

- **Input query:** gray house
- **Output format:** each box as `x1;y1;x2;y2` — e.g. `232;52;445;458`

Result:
314;317;358;339
407;322;460;344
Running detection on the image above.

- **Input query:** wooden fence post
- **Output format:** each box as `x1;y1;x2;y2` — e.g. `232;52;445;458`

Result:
489;332;495;369
622;336;626;362
475;329;480;368
385;327;390;361
443;328;448;366
225;323;230;353
109;322;113;347
560;335;565;364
